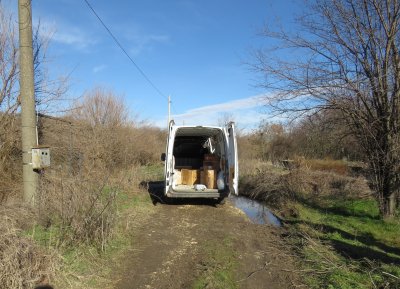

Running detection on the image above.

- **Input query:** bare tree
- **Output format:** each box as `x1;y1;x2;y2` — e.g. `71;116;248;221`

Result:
254;0;400;217
71;87;129;128
0;5;67;114
0;5;19;118
0;4;67;201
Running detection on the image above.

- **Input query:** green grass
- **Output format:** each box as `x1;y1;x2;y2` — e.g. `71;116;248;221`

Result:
140;163;164;181
193;238;238;289
26;224;63;248
288;197;400;289
24;186;154;288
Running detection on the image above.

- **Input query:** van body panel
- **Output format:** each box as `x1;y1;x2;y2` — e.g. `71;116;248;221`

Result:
227;122;239;195
163;122;238;199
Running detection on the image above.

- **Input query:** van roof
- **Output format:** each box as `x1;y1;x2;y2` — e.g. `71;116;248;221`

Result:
173;124;223;129
174;125;224;137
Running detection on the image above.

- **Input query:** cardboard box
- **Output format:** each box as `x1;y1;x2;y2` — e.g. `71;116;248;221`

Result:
203;154;220;171
200;170;206;185
173;169;182;185
181;169;199;185
204;168;217;189
203;160;219;170
204;154;218;161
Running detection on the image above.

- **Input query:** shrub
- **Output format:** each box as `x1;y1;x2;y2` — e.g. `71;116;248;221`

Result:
239;164;372;208
38;169;118;249
300;158;348;175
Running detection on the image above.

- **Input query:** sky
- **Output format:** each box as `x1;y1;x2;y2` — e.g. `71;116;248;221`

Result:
3;0;303;132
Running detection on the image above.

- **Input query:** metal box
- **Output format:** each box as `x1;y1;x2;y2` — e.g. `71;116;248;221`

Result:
32;147;50;169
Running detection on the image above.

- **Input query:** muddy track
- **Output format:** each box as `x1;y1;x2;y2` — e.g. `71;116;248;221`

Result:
114;189;301;289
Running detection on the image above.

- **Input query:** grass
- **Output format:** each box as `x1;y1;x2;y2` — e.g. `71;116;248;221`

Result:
24;183;155;288
140;163;164;181
62;191;154;288
239;160;399;288
193;238;238;289
302;158;349;175
287;197;400;289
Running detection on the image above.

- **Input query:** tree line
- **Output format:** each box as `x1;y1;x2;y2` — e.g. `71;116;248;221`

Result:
253;0;400;218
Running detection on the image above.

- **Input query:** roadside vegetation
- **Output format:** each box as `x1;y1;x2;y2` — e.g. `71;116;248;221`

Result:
0;16;167;286
0;84;166;288
243;1;400;286
253;0;400;218
238;120;400;288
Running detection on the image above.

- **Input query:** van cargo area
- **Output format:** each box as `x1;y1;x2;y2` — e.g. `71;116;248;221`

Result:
165;123;236;199
172;127;225;197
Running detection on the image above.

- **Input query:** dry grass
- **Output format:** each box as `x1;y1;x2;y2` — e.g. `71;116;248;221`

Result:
299;158;349;175
238;158;277;176
0;114;22;204
0;88;167;287
240;167;290;207
239;162;372;208
38;168;118;249
0;205;59;289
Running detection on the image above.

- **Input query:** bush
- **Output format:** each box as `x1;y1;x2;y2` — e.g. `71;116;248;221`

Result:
239;168;291;207
0;114;22;203
239;163;372;208
300;158;348;175
38;169;118;249
0;86;166;286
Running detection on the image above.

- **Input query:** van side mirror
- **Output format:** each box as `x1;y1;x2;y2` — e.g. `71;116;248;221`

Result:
161;153;166;162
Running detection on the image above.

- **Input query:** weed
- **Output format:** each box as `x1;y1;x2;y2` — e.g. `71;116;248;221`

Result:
0;206;59;289
140;163;164;181
240;160;399;288
53;190;154;288
193;238;238;289
301;158;349;175
285;198;400;288
240;164;371;209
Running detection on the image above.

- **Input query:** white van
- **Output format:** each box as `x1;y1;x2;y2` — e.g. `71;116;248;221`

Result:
161;121;238;203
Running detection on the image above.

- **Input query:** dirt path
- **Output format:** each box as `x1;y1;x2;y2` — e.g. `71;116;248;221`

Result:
113;188;301;289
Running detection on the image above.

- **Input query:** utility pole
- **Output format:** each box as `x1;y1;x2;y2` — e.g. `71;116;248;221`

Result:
18;0;38;206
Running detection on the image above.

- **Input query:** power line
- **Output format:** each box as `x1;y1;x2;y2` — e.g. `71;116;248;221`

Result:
82;0;168;102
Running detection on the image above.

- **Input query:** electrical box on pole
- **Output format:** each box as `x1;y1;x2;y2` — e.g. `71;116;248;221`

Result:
32;147;51;170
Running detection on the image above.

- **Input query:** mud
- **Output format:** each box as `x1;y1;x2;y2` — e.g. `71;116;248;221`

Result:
113;186;302;289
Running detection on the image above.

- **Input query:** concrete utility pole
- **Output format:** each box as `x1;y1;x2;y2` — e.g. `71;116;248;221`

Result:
18;0;38;206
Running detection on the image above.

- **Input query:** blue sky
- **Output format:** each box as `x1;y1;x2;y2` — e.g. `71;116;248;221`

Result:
4;0;302;131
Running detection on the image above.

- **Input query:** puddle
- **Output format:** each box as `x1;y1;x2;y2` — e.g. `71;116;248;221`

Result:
230;195;282;227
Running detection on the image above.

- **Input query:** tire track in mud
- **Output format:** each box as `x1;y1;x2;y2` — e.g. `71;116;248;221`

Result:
114;199;302;289
115;205;203;289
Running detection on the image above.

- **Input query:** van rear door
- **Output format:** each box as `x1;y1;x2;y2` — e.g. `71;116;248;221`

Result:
227;122;238;195
164;121;175;195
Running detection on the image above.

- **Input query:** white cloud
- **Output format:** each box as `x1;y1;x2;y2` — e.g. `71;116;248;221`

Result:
152;94;283;132
172;95;264;118
129;34;170;56
36;19;96;50
92;64;106;73
52;28;96;49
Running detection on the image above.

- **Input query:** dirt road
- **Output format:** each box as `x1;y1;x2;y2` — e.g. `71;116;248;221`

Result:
113;186;301;289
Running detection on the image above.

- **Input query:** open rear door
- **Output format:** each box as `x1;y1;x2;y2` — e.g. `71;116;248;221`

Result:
164;120;175;195
227;122;238;195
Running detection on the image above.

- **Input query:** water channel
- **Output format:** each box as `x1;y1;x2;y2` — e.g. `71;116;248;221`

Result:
230;195;282;227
